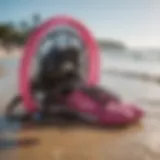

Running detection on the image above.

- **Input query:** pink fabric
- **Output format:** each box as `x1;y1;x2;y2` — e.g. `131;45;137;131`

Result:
66;91;144;125
19;15;100;113
66;91;99;114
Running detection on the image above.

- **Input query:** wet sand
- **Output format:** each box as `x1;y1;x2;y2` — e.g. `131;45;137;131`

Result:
0;68;160;160
16;112;160;160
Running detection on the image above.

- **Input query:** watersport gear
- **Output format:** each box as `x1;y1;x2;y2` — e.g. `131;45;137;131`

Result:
61;86;144;125
6;15;144;126
19;15;100;113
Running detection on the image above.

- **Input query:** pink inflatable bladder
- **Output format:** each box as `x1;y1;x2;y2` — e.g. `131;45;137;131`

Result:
19;15;100;113
65;88;144;125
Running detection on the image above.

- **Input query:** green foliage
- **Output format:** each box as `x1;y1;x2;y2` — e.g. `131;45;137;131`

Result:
0;14;126;51
0;14;42;46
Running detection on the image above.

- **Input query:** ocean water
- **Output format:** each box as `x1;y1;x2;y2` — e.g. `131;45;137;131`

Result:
1;51;160;110
102;50;160;77
1;51;160;160
100;52;160;108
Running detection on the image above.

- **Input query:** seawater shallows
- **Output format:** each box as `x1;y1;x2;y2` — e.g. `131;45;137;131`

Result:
1;52;160;108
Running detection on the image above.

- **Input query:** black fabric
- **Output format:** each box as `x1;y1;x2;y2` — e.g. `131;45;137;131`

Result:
6;46;83;119
81;86;119;106
38;46;81;91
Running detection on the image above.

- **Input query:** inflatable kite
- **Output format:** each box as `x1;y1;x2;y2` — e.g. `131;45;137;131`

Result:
7;15;144;126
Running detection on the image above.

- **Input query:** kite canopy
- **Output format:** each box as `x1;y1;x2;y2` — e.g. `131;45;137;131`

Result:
19;15;100;113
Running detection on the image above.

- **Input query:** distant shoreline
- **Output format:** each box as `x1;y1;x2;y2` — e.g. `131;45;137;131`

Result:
104;69;160;84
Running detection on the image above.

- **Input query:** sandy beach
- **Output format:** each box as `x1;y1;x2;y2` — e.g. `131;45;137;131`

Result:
0;56;160;160
0;66;5;77
0;46;22;58
0;0;159;158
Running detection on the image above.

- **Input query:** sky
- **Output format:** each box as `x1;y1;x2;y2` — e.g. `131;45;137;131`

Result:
0;0;160;48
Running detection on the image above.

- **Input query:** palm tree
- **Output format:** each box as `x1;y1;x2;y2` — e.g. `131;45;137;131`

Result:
32;13;41;28
19;20;29;32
